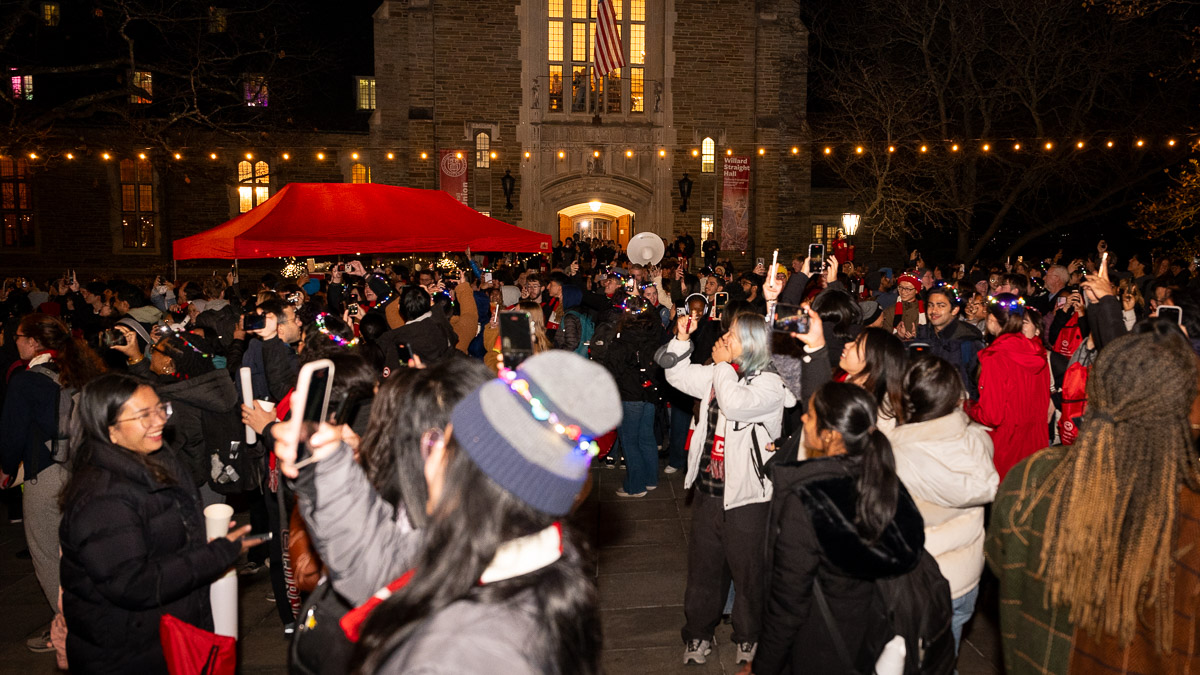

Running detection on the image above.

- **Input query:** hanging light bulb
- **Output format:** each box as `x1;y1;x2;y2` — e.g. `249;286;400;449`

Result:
855;146;864;154
1076;141;1084;149
888;145;896;153
246;153;253;160
589;200;602;212
982;144;990;152
823;147;832;155
919;145;928;153
387;152;395;159
951;144;959;152
174;152;182;159
791;147;799;154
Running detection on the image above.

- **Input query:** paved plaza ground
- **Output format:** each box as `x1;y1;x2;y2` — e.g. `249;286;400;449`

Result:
0;466;1004;674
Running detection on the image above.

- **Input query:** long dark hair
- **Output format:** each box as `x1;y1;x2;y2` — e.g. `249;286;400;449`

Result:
986;292;1026;336
852;327;907;424
157;333;216;378
59;373;176;509
811;382;900;542
812;289;862;342
901;355;964;424
352;437;600;674
20;313;106;389
358;357;492;527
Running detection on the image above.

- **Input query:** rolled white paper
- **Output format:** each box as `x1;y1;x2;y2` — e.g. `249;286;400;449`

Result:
239;367;256;445
210;572;238;638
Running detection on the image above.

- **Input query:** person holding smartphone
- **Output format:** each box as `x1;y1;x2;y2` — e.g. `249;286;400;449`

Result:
59;374;263;672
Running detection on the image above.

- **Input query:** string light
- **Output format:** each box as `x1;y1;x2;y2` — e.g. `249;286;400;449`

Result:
659;149;667;157
725;148;733;156
626;149;633;157
525;151;532;158
1169;139;1177;147
855;146;864;154
315;313;360;348
210;153;218;160
65;153;73;160
559;151;566;159
317;152;325;160
245;153;253;160
982;144;990;152
823;147;832;155
138;152;147;160
498;368;600;458
593;150;601;157
1044;141;1053;151
351;152;359;160
282;152;290;160
1136;139;1145;147
1013;143;1021;151
951;144;959;152
490;151;497;159
1107;140;1114;148
28;153;37;160
759;148;767;155
1076;141;1084;149
456;152;463;159
919;145;927;153
387;152;395;159
987;295;1026;310
174;152;182;159
692;149;700;157
791;147;800;154
420;152;428;159
888;145;896;153
103;153;111;160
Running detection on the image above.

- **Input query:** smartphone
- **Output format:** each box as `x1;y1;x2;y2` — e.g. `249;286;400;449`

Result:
243;312;268;332
499;310;535;369
808;244;825;274
712;292;729;320
346;302;361;316
338;263;346;272
243;531;274;545
676;306;687;317
756;257;765;268
483;271;493;284
769;303;809;334
1056;295;1068;309
1158;304;1183;325
291;359;336;468
395;342;413;365
907;342;932;356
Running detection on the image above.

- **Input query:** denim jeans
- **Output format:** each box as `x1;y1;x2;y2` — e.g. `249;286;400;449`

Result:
620;400;659;493
950;584;980;653
667;402;693;470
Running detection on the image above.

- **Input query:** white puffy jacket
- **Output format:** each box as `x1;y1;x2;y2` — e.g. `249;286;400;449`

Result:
887;410;999;599
663;338;795;510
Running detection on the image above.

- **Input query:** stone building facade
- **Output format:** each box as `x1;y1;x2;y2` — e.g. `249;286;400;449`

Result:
1;0;885;278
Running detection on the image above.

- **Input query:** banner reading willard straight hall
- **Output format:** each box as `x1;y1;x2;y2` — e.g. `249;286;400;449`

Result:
720;156;750;251
439;151;469;206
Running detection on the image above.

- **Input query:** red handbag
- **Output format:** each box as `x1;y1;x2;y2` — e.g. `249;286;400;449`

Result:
159;614;236;675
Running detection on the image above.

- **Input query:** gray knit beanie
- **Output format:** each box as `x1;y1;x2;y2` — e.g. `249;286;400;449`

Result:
450;351;622;516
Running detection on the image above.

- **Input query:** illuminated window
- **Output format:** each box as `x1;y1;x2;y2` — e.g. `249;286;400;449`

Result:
0;158;34;247
119;159;155;248
208;7;228;33
351;163;371;184
237;160;271;213
701;137;715;173
130;71;152;104
546;0;645;115
10;74;32;101
475;132;491;168
812;223;827;246
243;74;268;107
42;2;60;27
356;77;376;110
700;215;714;241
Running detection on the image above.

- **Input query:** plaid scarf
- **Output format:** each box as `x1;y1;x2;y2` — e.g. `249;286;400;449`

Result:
697;388;725;496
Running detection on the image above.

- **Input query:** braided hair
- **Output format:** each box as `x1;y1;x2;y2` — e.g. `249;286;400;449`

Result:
1030;328;1200;652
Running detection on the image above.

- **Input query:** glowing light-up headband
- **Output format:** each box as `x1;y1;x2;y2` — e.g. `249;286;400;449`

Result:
315;312;359;347
498;367;599;458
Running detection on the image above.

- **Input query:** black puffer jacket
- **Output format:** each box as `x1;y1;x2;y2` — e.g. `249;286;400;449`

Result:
600;319;664;402
158;369;242;486
754;457;925;675
59;442;241;675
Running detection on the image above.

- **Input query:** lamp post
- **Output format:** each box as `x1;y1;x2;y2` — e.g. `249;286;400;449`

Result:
678;173;694;213
841;212;861;237
501;169;516;210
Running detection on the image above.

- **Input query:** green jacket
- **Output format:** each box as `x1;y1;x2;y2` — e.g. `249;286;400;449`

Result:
985;446;1075;675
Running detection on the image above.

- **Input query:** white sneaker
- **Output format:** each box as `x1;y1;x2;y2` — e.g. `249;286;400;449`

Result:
615;488;647;498
736;642;758;664
683;639;712;665
664;465;680;474
646;485;658;491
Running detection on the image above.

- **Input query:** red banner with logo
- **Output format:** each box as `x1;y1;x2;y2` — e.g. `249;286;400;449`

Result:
720;156;750;251
439;151;469;206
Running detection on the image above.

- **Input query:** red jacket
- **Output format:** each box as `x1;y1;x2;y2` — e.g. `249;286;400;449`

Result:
967;332;1050;480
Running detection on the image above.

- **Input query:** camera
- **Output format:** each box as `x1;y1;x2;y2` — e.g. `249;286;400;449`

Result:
100;328;128;349
347;302;361;316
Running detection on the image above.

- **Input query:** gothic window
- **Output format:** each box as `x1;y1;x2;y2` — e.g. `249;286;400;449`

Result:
0;158;34;247
475;132;491;169
357;77;376;110
119;158;155;248
237;160;270;212
351;163;371;184
701;138;715;173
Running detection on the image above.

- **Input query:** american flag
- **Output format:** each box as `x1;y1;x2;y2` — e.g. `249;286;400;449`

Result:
593;0;625;77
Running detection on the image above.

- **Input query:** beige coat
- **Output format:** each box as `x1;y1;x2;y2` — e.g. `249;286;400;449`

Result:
888;410;998;598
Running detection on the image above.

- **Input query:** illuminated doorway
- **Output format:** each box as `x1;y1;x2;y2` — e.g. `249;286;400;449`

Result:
557;201;636;247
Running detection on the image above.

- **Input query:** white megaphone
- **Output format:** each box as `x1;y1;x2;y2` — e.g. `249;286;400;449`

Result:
627;232;665;266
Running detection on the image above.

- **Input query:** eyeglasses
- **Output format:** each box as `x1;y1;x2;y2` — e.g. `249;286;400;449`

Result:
115;402;172;428
897;285;918;292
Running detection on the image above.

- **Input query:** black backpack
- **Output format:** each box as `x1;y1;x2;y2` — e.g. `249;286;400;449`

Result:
587;316;620;362
27;364;77;466
814;549;955;675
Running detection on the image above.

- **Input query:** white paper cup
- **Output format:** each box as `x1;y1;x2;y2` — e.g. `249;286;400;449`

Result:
257;399;276;412
204;503;234;541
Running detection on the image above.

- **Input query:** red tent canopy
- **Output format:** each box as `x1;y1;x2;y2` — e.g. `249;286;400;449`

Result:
172;183;551;260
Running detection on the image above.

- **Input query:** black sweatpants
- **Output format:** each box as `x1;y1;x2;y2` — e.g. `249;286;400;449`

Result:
681;490;769;645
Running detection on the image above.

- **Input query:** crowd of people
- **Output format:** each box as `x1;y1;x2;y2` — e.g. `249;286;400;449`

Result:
0;232;1198;673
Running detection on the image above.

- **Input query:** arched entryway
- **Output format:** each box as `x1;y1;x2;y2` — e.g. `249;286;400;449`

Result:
557;201;637;247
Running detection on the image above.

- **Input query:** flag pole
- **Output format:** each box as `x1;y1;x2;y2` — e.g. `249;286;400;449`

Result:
592;2;602;125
